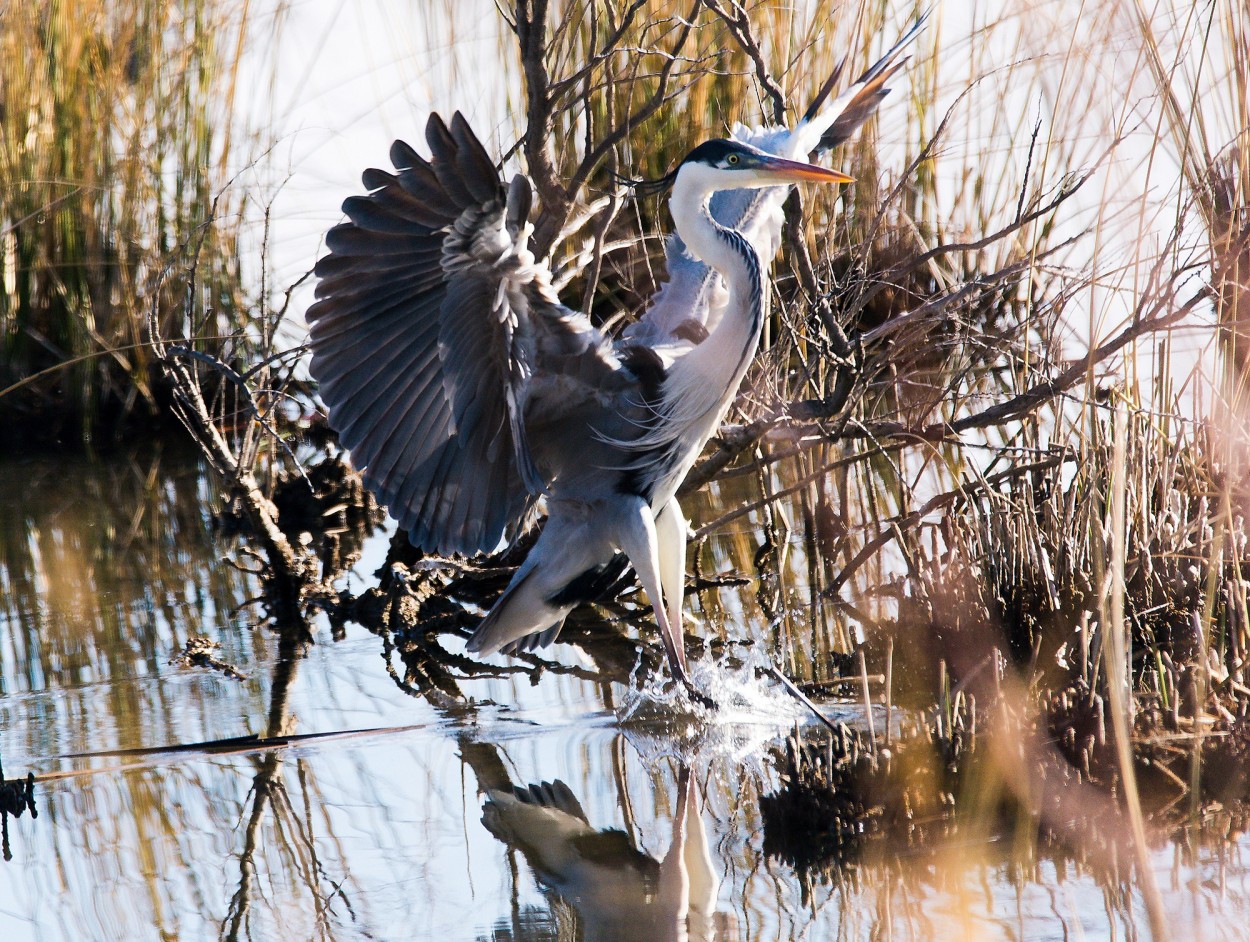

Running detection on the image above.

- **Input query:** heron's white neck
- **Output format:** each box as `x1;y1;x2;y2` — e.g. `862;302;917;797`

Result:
668;169;754;281
666;166;766;374
636;165;765;507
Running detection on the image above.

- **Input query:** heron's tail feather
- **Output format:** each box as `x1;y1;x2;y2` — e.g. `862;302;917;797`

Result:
794;12;930;157
467;567;568;657
500;622;565;655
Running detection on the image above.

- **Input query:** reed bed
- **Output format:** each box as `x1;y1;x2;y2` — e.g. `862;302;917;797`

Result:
0;0;254;445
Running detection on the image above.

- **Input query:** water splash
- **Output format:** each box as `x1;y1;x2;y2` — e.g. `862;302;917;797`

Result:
616;644;817;764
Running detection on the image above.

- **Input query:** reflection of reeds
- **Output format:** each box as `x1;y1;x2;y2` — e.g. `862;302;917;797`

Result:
0;444;258;747
0;445;341;938
0;0;251;443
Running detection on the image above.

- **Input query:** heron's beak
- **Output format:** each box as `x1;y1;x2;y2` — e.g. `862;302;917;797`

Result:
758;155;853;185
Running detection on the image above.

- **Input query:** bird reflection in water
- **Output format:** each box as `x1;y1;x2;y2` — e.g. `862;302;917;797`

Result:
480;768;725;941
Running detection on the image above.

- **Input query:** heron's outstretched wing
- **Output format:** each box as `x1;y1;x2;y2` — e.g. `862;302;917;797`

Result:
625;15;927;347
307;112;613;554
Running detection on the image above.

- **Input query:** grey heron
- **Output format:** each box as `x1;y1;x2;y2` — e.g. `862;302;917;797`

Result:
306;21;923;702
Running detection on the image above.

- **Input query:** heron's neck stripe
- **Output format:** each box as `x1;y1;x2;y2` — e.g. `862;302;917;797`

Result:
719;226;764;366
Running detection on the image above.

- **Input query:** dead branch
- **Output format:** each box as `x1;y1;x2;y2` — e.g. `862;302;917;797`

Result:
862;286;1209;443
700;0;787;123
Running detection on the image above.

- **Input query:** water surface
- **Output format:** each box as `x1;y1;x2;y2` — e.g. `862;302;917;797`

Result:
0;447;1245;940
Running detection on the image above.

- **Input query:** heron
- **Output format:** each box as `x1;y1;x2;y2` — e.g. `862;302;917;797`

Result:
307;20;923;702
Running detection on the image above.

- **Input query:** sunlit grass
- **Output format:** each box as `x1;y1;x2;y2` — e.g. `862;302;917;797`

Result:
0;0;254;444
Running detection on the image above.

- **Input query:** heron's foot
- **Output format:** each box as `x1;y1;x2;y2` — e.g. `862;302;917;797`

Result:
658;631;717;709
681;676;718;711
668;658;717;710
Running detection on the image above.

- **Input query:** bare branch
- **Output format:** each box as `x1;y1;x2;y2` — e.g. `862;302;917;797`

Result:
699;0;787;123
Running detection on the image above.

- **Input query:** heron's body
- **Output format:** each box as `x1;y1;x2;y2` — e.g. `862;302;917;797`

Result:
307;20;924;696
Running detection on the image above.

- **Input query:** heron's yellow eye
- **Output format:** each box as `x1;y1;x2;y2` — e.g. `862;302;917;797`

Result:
727;154;739;165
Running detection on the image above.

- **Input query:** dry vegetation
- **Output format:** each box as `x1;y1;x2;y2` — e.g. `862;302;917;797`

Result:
0;0;258;444
6;0;1249;928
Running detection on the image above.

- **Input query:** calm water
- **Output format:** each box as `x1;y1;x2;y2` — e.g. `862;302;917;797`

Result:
1;447;1247;941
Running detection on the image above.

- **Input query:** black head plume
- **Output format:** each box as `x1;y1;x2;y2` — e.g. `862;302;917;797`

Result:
612;165;679;198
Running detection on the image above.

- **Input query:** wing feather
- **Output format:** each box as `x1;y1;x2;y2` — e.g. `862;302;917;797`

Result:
438;274;503;446
388;139;423;168
450;112;505;204
323;224;435;257
308;111;615;555
329;319;458;493
310;268;443;313
358;373;445;491
425;113;483;209
322;329;437;452
392;173;461;221
313;249;442;280
339;194;438;233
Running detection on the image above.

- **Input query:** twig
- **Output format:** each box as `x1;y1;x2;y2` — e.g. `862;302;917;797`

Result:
764;663;842;734
699;0;787;123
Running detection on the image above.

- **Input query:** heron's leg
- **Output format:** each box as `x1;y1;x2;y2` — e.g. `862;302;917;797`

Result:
615;497;714;708
614;497;685;682
655;498;688;665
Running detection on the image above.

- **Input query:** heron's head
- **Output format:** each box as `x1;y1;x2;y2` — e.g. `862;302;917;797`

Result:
628;139;852;197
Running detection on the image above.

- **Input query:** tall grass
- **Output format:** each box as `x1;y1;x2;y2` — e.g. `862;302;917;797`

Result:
0;0;252;445
1127;0;1249;392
